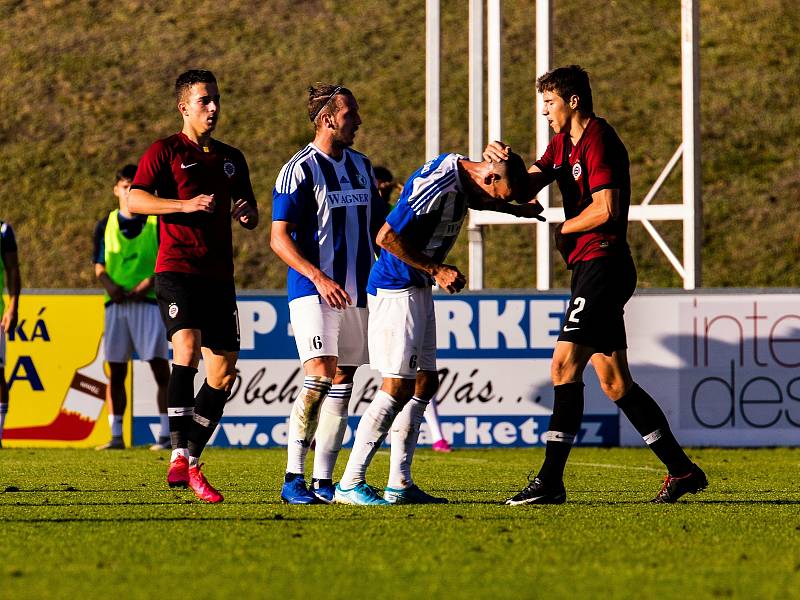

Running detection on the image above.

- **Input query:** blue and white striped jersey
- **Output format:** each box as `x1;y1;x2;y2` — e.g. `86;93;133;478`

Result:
272;143;387;307
368;153;467;293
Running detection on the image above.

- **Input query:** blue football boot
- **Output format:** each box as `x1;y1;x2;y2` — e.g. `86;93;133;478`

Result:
281;474;317;505
384;484;448;504
311;479;335;504
334;482;390;505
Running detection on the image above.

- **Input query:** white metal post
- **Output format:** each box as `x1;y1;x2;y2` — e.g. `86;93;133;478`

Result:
426;0;440;161
681;0;701;289
487;0;502;143
468;0;485;289
535;0;552;290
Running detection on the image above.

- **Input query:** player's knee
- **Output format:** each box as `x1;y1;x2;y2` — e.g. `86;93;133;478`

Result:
551;361;580;386
599;377;631;401
208;371;236;393
108;362;128;384
415;371;439;399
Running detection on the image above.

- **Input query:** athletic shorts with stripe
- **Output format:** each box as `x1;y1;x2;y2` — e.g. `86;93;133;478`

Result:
367;286;436;379
557;254;637;356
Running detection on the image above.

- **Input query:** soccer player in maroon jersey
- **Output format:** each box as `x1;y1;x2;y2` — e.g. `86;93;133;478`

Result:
485;65;707;504
128;70;258;503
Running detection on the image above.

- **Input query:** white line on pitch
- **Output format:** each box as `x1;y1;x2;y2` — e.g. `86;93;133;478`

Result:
571;462;662;473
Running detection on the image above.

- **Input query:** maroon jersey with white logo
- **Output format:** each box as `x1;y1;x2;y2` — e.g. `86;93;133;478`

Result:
535;117;630;264
132;132;256;280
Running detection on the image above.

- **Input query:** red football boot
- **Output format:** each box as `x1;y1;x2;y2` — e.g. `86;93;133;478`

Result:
188;464;224;503
167;454;190;488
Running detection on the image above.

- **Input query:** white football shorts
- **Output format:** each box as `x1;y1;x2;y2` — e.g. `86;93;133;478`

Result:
104;302;169;363
367;286;437;379
289;294;369;367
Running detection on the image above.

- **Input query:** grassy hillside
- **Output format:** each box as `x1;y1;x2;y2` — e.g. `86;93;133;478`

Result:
1;0;798;290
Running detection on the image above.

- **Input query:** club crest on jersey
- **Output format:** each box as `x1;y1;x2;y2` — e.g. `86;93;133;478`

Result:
168;303;179;319
572;162;582;180
356;173;368;187
223;161;235;178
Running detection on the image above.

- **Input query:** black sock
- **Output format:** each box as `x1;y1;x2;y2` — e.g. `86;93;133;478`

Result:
615;383;693;475
168;364;197;450
187;381;228;459
537;382;584;484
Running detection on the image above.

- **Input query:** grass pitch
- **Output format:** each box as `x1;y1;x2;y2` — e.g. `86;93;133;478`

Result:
1;447;798;600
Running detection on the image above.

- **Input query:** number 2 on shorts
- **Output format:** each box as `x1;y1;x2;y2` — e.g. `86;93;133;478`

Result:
568;297;586;323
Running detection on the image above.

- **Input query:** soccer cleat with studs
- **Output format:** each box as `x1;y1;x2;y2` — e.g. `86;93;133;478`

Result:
651;464;708;504
188;463;224;503
384;484;448;504
167;454;190;488
334;482;390;506
281;475;317;505
504;475;566;506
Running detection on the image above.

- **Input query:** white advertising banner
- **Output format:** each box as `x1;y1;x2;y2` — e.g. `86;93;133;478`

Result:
132;292;800;448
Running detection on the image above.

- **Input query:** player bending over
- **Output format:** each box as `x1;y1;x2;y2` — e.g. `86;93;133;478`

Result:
335;151;542;505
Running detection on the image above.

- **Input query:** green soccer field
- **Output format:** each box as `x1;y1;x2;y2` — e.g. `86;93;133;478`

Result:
1;447;798;600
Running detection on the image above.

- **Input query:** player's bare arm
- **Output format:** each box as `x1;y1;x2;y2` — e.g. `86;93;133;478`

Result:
270;221;352;309
1;250;20;332
375;223;466;294
231;199;258;230
128;189;215;216
127;276;155;301
94;263;126;303
560;188;619;234
469;196;546;221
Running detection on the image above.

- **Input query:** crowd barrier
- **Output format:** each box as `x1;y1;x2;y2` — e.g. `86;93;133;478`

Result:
4;291;798;448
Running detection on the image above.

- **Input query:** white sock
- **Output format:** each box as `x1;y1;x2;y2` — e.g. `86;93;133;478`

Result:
424;398;444;443
388;397;428;489
189;455;199;467
171;448;189;462
0;403;8;439
312;383;352;481
159;413;169;439
339;390;401;489
286;376;332;475
109;414;123;438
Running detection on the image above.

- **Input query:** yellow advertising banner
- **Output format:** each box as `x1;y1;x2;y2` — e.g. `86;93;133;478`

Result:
3;293;132;447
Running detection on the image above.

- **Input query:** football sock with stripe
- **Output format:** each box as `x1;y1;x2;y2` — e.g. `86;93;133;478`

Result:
167;364;197;451
312;382;352;481
286;375;332;476
615;383;693;475
187;381;228;459
339;389;401;489
537;382;584;484
388;396;428;489
424;397;444;444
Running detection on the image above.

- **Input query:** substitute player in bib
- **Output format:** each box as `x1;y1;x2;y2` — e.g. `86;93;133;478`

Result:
0;220;21;448
93;164;170;451
271;83;387;504
335;151;542;505
484;65;707;505
128;70;258;503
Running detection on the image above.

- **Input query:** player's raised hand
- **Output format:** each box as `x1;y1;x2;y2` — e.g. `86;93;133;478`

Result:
432;264;467;294
482;140;510;163
514;202;546;221
183;193;215;213
312;272;352;309
231;199;258;229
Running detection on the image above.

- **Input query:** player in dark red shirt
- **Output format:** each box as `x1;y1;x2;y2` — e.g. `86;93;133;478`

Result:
485;65;706;505
128;70;258;503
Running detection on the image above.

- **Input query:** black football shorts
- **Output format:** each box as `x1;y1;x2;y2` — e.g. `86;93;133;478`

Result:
557;254;637;355
155;272;240;352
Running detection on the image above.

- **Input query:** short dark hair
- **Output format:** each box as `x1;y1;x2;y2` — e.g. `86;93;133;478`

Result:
373;165;393;183
175;70;217;103
116;164;137;183
493;151;529;198
536;65;593;114
308;82;353;125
